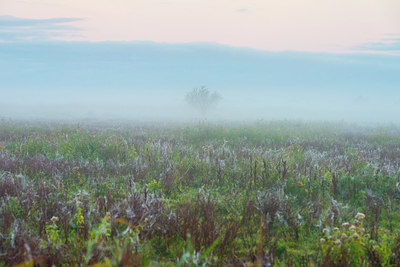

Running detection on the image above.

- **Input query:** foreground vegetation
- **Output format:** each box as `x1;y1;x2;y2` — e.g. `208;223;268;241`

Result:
1;119;400;266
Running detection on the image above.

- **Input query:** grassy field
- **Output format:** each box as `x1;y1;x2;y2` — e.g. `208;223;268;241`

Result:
1;119;400;266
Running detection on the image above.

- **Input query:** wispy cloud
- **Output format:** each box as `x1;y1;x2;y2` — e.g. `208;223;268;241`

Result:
234;8;249;14
0;16;83;41
355;37;400;54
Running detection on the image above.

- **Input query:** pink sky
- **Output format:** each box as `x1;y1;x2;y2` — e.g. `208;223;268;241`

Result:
1;0;400;52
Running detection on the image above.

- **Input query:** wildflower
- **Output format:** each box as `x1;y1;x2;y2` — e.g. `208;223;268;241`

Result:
340;233;347;241
328;235;334;240
342;222;350;229
356;212;365;220
320;238;326;243
349;225;356;232
352;233;359;240
334;239;341;246
358;227;365;234
322;228;329;235
333;227;339;232
51;216;59;224
354;219;360;226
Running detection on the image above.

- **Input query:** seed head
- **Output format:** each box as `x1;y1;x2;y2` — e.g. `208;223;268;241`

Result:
51;216;59;224
342;222;350;229
340;233;347;241
355;212;365;220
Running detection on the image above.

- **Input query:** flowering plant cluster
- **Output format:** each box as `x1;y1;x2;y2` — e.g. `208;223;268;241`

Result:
320;212;370;265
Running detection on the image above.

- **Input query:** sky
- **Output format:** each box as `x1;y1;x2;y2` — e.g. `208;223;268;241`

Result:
0;0;399;122
1;0;400;52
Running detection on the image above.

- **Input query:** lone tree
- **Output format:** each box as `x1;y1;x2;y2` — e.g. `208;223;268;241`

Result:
185;86;222;116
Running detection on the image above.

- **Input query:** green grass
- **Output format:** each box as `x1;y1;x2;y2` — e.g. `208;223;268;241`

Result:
1;120;400;266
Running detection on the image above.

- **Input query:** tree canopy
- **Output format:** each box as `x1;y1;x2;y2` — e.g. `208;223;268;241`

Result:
185;86;221;116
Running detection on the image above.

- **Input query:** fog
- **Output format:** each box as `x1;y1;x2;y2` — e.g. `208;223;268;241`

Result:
1;41;399;124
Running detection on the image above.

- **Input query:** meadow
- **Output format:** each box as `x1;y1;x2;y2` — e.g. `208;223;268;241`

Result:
1;119;400;266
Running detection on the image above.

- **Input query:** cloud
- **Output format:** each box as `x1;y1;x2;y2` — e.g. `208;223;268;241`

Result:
0;16;83;41
235;8;249;13
355;37;400;53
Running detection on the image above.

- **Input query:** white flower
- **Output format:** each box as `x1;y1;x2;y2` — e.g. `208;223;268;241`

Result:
334;239;341;246
356;212;365;220
342;222;350;229
51;216;59;224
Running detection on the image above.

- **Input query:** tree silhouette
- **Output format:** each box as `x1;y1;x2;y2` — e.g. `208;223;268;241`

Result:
185;86;222;116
